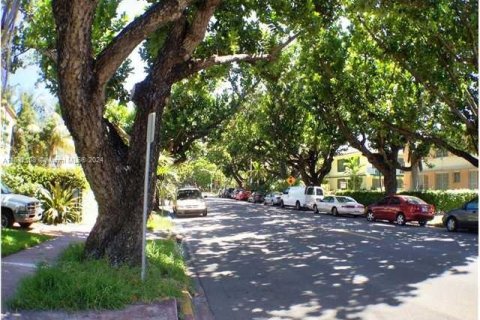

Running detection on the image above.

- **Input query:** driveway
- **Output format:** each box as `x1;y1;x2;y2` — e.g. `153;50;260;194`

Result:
177;198;478;320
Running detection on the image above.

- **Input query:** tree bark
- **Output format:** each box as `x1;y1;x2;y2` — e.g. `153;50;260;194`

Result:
382;168;397;196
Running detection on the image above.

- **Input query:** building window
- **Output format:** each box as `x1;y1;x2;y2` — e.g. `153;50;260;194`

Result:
435;149;448;158
419;175;429;190
469;171;478;190
337;159;346;173
337;179;347;190
435;173;449;190
453;172;461;183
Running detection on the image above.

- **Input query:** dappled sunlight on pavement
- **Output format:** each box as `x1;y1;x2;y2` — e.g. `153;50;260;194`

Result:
177;198;478;320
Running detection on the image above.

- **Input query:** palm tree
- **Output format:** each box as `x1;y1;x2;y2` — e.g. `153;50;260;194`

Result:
41;113;75;166
345;156;364;190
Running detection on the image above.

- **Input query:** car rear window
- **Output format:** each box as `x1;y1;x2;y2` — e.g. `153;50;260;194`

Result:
337;196;355;203
404;196;427;204
177;189;202;200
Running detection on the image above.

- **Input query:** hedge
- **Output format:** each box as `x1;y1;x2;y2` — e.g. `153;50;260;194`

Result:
2;165;88;197
335;189;477;213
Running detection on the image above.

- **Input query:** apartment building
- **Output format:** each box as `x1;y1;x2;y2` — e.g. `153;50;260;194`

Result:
323;147;478;192
323;148;405;193
403;149;478;191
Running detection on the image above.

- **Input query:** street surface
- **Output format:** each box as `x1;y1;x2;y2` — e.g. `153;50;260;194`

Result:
177;197;478;320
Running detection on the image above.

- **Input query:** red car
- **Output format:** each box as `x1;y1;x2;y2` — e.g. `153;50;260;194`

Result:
235;190;251;201
366;195;435;226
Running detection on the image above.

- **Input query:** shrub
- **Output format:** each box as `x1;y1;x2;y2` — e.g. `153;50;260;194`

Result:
2;165;87;197
335;191;384;207
39;182;80;225
401;190;477;213
335;189;477;213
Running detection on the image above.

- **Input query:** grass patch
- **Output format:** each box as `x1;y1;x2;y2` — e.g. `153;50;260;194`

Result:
7;239;191;311
1;229;53;257
147;212;174;231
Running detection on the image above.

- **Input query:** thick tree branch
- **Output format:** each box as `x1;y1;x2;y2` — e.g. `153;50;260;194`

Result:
94;0;192;87
380;122;479;167
180;0;221;59
177;34;298;79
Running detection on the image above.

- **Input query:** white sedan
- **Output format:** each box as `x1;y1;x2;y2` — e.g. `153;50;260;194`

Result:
314;195;365;216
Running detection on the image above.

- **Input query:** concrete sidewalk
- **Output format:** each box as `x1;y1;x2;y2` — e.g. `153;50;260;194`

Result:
1;223;179;320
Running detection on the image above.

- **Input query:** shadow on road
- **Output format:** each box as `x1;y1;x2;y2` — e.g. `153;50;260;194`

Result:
178;198;478;320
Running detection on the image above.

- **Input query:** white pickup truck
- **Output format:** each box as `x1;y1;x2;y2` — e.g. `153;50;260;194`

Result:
1;183;43;228
280;185;325;211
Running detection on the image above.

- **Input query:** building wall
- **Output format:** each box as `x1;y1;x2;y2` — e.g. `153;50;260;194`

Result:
403;149;478;191
0;103;16;164
324;149;405;193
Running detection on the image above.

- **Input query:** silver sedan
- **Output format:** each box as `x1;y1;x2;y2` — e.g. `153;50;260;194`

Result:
314;195;365;216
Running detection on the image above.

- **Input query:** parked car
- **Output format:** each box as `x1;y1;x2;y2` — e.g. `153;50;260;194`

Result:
235;190;251;201
231;188;243;199
173;187;207;217
442;198;478;232
315;195;365;216
264;192;282;206
366;195;435;226
280;185;324;211
248;192;265;203
1;183;43;228
224;188;235;198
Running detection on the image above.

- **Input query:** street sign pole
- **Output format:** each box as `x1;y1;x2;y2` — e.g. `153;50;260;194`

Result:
141;112;156;281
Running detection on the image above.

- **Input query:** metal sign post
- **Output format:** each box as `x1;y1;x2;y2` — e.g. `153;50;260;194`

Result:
141;112;156;281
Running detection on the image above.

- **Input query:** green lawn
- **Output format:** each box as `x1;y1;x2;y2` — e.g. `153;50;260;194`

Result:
8;239;191;311
1;229;53;257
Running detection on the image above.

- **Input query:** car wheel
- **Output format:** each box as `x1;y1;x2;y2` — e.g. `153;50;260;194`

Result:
446;217;457;232
19;222;32;228
313;205;319;214
418;221;427;227
332;207;338;216
202;210;207;217
1;211;14;228
366;211;375;222
295;201;301;210
396;213;406;226
280;200;285;208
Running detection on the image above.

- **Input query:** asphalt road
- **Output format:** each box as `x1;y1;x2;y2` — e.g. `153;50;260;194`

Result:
176;198;478;320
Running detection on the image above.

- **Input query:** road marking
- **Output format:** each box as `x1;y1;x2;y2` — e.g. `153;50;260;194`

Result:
327;228;382;240
2;262;37;268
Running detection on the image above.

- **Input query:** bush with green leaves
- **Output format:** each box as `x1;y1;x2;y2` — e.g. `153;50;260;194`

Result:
335;190;477;213
39;182;80;225
2;165;87;197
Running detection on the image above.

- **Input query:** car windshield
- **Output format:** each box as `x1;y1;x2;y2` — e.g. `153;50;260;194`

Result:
177;189;202;200
1;183;11;194
337;196;356;203
405;196;427;204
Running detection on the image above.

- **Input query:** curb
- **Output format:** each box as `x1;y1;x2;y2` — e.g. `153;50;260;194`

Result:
174;221;214;320
179;290;195;320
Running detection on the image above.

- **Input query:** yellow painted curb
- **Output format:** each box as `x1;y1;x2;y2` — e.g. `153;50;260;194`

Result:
180;289;194;319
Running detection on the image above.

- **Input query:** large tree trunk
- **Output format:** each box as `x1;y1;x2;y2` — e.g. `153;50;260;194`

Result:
83;83;169;266
382;169;397;196
410;161;420;191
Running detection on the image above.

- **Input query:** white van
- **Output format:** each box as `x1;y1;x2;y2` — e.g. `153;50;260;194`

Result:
280;186;324;211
